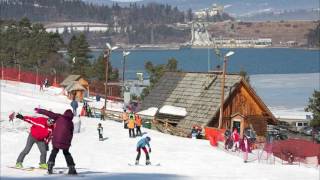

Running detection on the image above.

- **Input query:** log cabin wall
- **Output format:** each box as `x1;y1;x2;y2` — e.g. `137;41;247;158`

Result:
222;82;271;136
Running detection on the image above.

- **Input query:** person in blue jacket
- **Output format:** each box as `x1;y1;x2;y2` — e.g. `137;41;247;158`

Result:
135;136;151;165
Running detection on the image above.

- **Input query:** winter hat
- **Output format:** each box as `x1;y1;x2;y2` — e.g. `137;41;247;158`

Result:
146;136;151;142
47;118;54;125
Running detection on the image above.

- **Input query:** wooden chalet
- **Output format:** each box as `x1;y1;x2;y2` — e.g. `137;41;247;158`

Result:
60;75;89;101
140;72;277;138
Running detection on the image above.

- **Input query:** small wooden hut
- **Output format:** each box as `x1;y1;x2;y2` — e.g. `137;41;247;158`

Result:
140;72;277;138
60;75;89;101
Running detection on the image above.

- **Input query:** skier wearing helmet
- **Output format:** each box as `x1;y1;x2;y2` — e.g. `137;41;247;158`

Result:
135;136;151;165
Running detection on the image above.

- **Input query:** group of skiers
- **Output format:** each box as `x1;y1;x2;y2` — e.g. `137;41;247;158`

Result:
224;128;252;163
121;109;143;138
14;108;77;175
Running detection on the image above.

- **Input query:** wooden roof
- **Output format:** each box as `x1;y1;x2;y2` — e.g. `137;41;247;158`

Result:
65;81;86;92
141;72;276;132
60;75;82;87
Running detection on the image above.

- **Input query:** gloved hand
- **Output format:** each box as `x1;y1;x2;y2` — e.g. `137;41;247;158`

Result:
149;148;151;153
16;113;24;120
34;108;40;113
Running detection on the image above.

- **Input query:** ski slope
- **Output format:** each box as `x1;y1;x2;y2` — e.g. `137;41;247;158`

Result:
0;80;318;180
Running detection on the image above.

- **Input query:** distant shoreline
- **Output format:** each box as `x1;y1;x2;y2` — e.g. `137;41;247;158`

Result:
87;46;320;51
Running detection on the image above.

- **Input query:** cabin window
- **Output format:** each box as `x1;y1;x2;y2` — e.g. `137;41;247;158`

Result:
297;122;303;127
303;122;308;126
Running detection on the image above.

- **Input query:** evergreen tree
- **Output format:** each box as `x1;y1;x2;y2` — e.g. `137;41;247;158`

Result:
91;55;119;81
67;33;91;77
305;90;320;127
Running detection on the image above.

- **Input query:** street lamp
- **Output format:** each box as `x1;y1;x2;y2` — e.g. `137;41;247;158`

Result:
104;43;118;108
218;51;235;129
122;50;130;97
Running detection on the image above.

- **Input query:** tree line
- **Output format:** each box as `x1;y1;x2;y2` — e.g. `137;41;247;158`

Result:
0;18;118;82
0;0;185;25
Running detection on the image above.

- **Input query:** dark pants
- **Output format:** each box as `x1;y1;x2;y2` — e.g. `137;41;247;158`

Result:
100;114;105;120
129;128;135;137
136;147;149;161
136;126;142;136
99;133;103;140
17;134;47;164
48;147;75;167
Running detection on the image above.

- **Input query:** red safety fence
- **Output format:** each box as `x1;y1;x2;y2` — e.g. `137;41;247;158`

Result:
270;139;320;164
205;127;226;146
0;67;63;87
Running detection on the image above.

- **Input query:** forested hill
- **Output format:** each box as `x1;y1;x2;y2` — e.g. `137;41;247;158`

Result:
0;0;185;24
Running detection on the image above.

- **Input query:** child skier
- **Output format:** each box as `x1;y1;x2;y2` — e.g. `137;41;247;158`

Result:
135;136;151;165
240;135;251;163
97;123;104;141
232;128;240;151
15;113;54;169
35;108;77;175
128;112;135;138
135;113;142;136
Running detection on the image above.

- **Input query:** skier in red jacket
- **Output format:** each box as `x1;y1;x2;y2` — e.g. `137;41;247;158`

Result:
15;113;54;169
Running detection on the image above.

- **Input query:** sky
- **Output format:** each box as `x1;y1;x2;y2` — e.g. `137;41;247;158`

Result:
0;77;318;179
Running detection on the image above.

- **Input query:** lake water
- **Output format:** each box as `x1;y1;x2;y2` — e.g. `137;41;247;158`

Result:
91;48;319;117
92;48;320;79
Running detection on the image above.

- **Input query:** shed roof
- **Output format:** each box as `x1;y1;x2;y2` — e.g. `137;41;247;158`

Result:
141;72;274;132
60;75;81;87
65;81;86;92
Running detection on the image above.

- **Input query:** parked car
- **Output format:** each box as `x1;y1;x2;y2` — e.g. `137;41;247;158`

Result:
301;126;313;136
266;129;288;143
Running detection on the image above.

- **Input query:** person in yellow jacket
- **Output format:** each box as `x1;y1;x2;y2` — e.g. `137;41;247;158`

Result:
128;112;135;138
122;109;129;129
135;113;142;136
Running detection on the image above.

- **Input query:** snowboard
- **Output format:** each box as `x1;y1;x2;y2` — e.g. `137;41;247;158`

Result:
128;162;161;166
8;166;45;171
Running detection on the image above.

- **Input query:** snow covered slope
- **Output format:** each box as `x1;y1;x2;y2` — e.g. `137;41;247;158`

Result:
0;80;318;179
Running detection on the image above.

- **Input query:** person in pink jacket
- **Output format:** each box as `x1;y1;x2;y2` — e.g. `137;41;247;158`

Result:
232;128;240;151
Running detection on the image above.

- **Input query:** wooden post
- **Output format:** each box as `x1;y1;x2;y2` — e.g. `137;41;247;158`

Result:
218;56;227;129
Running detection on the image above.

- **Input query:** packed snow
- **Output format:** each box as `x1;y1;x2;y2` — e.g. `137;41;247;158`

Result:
159;105;187;117
0;80;318;180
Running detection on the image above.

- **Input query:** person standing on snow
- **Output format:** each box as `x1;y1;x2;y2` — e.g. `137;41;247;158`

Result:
97;123;104;141
35;108;77;175
135;136;151;165
240;135;251;163
122;109;129;129
8;111;15;124
100;106;106;120
232;128;240;151
135;113;142;136
15;113;54;169
70;98;78;116
128;112;135;138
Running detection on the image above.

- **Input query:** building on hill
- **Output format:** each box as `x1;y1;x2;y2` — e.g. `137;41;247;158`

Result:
60;75;89;101
140;72;277;139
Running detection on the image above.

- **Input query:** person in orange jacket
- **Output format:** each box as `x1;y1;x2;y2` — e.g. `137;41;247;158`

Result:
128;112;135;138
135;113;142;136
122;109;129;129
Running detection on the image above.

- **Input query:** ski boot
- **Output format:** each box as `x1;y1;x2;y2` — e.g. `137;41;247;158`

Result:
47;162;54;174
15;162;23;169
39;163;48;169
146;160;151;165
135;160;139;165
68;165;77;175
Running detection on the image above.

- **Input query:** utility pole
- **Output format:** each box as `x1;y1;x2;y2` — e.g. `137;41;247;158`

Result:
218;51;234;129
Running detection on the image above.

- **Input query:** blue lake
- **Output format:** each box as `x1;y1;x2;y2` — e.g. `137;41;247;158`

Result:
91;48;320;79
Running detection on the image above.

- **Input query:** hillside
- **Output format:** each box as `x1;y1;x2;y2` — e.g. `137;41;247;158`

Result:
207;21;319;46
0;80;318;179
